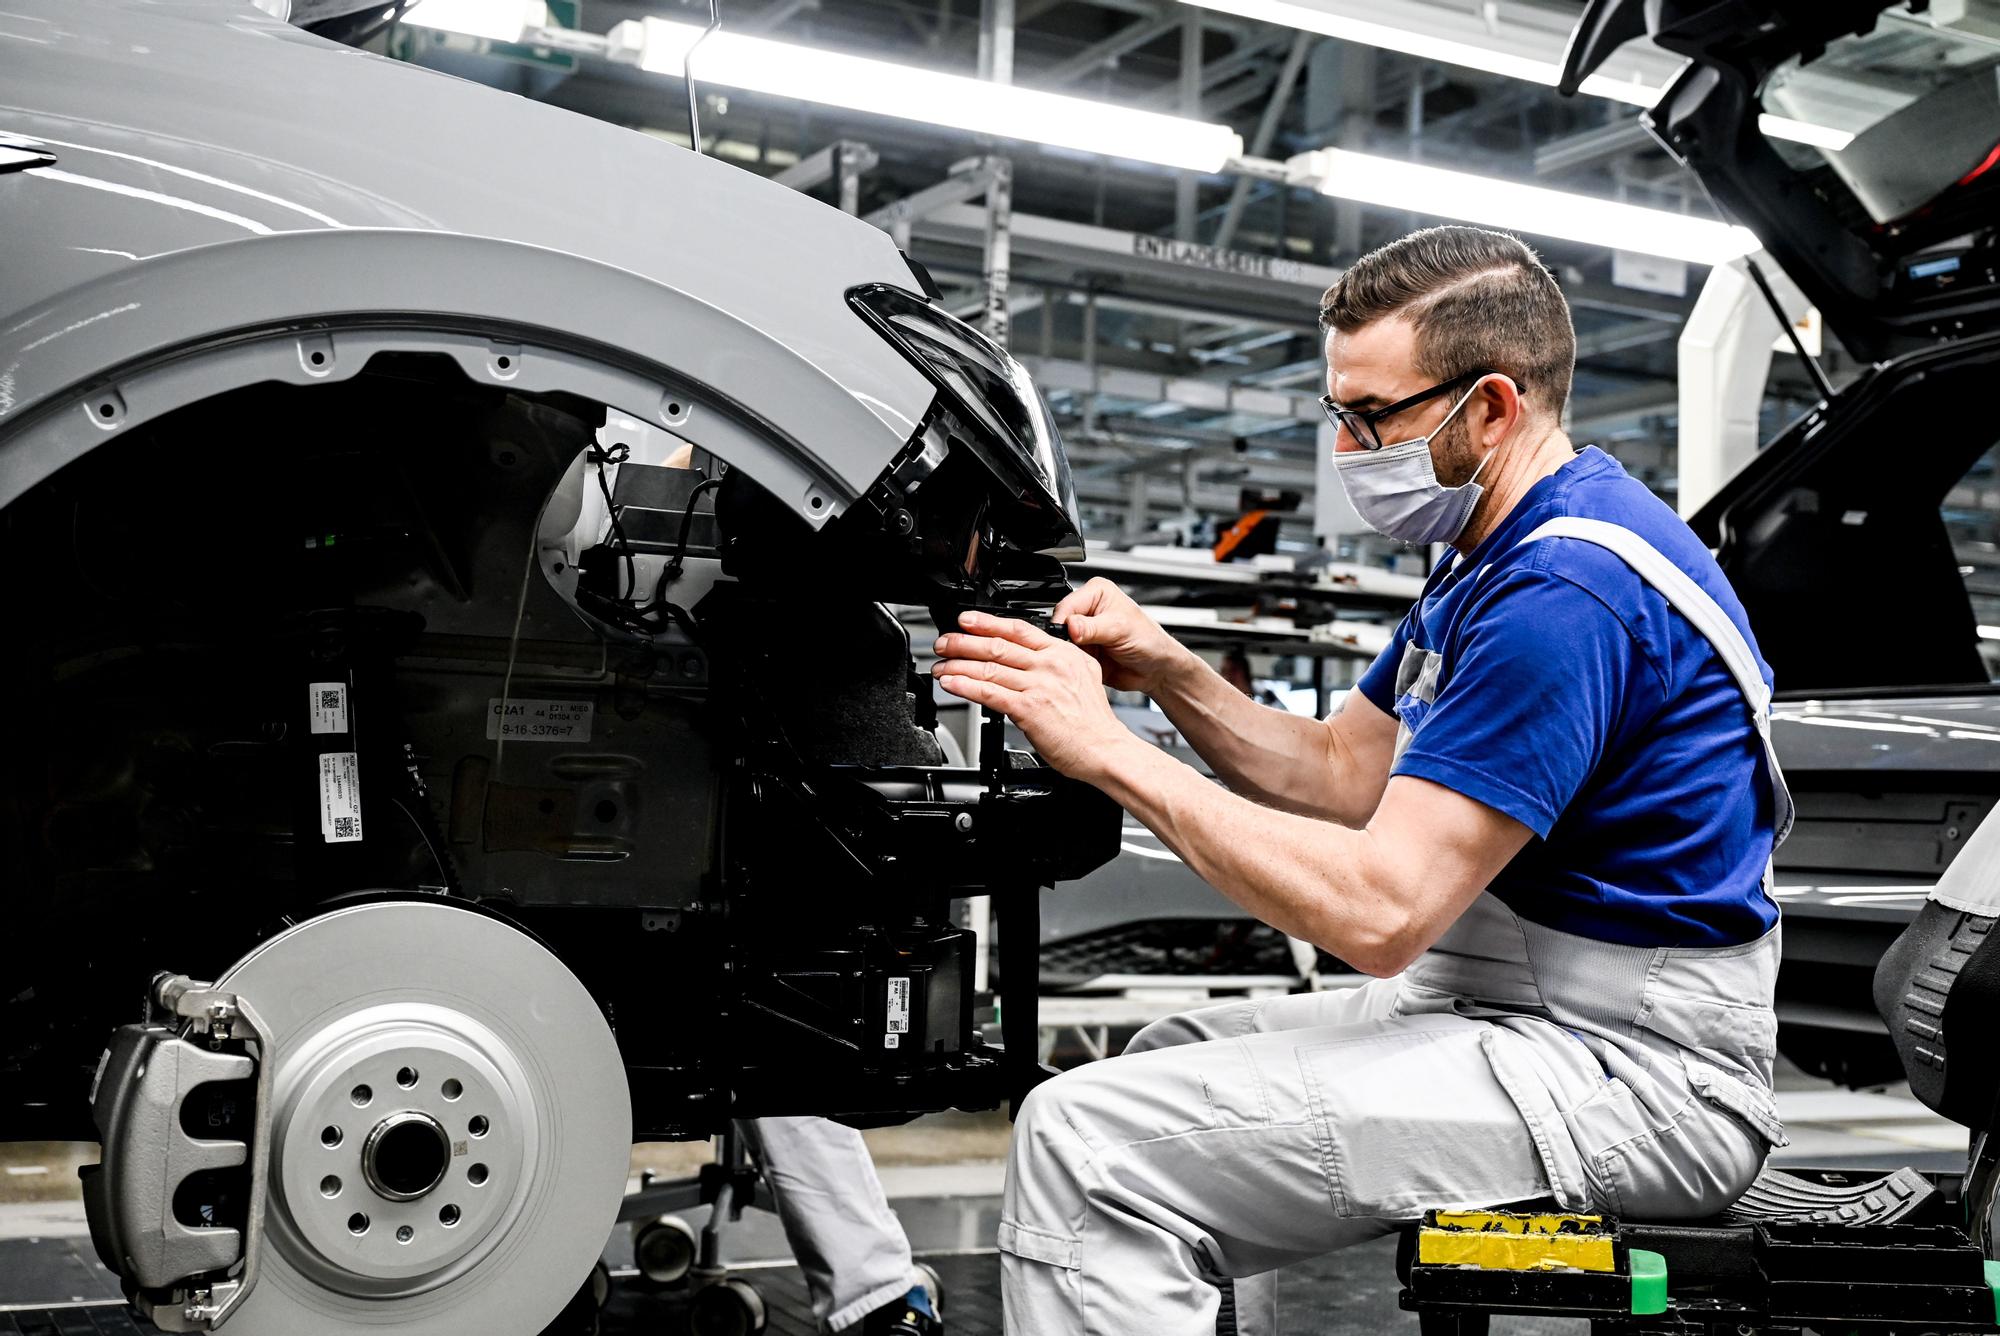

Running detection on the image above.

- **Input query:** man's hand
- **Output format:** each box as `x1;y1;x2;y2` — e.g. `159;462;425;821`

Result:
933;611;1134;781
1050;578;1193;694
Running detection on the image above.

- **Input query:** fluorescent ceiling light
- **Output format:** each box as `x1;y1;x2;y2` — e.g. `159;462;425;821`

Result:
617;16;1243;173
1182;0;1854;151
403;0;547;43
1292;146;1760;265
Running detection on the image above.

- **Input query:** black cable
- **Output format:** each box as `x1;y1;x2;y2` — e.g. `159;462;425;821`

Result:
654;475;725;605
589;443;638;602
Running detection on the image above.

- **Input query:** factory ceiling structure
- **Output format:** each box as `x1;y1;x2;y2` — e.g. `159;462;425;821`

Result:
388;0;1927;550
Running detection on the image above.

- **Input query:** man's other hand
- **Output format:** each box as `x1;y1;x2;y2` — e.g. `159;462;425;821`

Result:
933;611;1133;781
1050;578;1191;695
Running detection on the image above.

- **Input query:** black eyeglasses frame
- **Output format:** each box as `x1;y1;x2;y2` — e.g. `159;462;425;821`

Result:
1320;368;1515;451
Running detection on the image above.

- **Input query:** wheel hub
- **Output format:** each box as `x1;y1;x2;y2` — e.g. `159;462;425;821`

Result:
363;1110;451;1203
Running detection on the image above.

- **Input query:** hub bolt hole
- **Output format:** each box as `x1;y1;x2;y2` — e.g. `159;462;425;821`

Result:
440;1204;461;1227
468;1115;489;1138
348;1213;370;1235
468;1163;489;1186
321;1125;343;1149
320;1175;341;1198
396;1225;414;1244
396;1066;419;1089
350;1084;372;1107
442;1079;463;1101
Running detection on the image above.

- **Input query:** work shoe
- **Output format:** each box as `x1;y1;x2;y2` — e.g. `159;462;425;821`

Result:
855;1282;941;1335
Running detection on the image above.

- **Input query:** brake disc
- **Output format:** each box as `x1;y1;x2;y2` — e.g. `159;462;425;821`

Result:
213;901;630;1336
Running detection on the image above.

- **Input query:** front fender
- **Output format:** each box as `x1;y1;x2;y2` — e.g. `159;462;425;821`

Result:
0;227;934;522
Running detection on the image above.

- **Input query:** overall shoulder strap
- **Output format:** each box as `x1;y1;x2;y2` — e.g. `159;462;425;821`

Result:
1515;516;1794;849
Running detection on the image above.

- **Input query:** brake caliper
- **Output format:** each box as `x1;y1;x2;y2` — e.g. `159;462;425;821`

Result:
80;974;274;1331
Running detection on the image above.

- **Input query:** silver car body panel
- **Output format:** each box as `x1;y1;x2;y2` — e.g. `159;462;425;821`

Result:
0;0;936;514
1770;694;2000;774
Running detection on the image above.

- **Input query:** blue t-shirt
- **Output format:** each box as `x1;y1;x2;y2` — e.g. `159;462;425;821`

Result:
1356;446;1779;948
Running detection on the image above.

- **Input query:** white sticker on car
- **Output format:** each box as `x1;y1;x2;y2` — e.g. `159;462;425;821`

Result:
310;682;348;735
486;699;594;742
887;977;911;1034
320;751;363;843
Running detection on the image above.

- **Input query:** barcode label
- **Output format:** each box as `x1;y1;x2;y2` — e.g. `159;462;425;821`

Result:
309;682;349;735
319;751;363;843
883;1033;900;1049
886;977;911;1034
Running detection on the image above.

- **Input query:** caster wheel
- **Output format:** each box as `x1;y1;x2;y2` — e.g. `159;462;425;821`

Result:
688;1277;767;1336
915;1260;945;1317
591;1259;613;1309
635;1214;699;1285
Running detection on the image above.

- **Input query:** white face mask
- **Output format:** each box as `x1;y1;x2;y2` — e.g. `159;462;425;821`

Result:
1332;384;1492;546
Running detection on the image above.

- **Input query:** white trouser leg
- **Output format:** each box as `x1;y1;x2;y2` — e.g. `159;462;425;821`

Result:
1115;984;1400;1336
999;982;1596;1336
737;1117;920;1332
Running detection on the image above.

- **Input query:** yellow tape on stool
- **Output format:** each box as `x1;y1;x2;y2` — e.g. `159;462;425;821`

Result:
1417;1210;1616;1273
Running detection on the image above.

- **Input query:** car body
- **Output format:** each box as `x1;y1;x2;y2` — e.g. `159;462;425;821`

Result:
0;2;1115;1331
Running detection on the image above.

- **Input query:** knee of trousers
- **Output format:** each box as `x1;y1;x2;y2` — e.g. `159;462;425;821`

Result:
1003;1071;1104;1226
1127;1007;1230;1055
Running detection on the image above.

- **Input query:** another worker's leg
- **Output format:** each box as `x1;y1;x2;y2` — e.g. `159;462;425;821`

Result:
1113;983;1402;1336
737;1118;928;1332
1000;1001;1588;1336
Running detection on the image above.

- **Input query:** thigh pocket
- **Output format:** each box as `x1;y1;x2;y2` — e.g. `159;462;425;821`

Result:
1684;1058;1788;1149
1296;1024;1559;1221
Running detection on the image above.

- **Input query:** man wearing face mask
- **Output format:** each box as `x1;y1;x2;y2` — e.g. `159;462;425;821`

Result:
932;225;1790;1336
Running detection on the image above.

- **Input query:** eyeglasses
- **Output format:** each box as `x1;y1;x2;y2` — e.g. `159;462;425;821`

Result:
1320;369;1515;451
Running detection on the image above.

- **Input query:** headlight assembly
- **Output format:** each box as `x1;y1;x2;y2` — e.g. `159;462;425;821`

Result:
849;283;1083;560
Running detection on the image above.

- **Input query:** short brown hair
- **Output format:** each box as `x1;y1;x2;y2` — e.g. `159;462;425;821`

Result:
1319;226;1576;421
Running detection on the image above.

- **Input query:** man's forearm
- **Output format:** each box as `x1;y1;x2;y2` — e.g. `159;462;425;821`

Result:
1149;652;1358;820
1092;738;1408;973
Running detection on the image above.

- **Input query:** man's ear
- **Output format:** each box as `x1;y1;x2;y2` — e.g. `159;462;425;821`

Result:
1478;376;1525;447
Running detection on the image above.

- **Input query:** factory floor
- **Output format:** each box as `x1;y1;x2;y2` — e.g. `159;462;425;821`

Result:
0;1065;1969;1335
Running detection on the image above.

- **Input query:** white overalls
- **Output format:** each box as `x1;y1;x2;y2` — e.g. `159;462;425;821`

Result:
997;519;1797;1336
740;1117;931;1331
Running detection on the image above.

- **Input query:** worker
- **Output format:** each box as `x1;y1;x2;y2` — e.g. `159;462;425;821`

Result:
932;225;1790;1336
735;1119;940;1336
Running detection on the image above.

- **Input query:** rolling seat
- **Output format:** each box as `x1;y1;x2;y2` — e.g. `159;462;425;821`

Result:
1395;808;2000;1334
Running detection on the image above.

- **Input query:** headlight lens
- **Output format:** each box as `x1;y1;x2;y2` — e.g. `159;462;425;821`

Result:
849;284;1084;559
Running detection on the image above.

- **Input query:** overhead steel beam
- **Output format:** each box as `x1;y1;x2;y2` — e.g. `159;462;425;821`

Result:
1575;318;1680;359
739;0;820;34
1137;25;1289;108
772;139;880;212
1533;116;1654;177
1024;355;1323;425
1214;30;1313;251
864;157;1009;237
906;204;1341;326
1034;11;1182;86
1176;12;1202;241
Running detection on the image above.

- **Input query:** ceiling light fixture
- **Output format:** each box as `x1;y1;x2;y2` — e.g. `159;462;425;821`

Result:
612;16;1245;173
1291;146;1761;265
1182;0;1855;151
